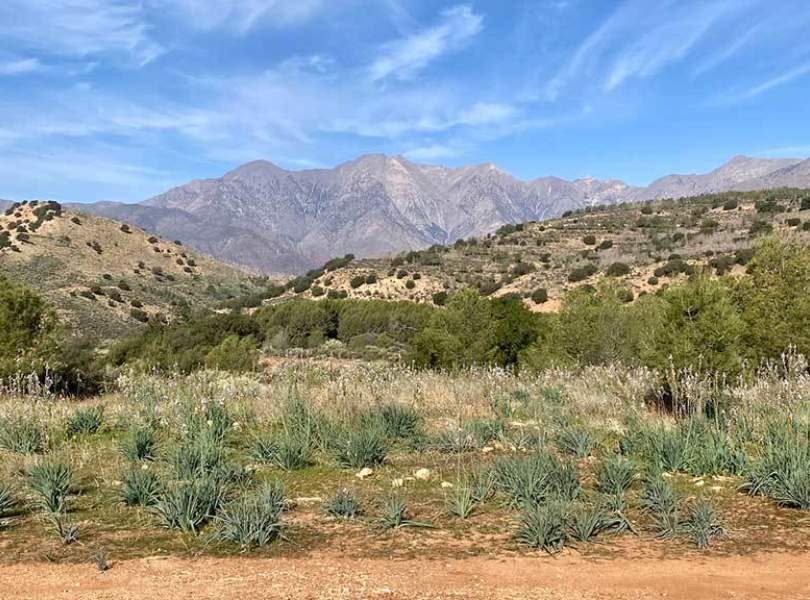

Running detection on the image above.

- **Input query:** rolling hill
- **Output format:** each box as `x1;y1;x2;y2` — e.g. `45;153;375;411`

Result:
272;188;810;311
0;200;264;341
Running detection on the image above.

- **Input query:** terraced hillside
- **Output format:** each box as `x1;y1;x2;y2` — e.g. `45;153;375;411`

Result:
0;201;264;340
278;188;810;310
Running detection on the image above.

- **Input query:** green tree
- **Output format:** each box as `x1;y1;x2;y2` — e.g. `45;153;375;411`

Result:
737;238;810;362
204;335;258;372
650;274;743;373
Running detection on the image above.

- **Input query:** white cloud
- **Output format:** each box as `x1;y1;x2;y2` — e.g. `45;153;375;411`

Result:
0;0;163;65
0;58;42;76
546;0;744;98
152;0;327;33
735;62;810;101
404;144;463;161
370;4;483;82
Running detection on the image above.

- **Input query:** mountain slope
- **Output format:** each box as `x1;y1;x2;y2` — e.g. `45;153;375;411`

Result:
635;155;803;200
280;188;810;311
70;153;810;275
0;200;263;340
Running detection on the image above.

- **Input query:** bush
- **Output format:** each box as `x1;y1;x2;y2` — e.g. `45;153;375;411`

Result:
598;239;613;250
493;452;580;508
66;406;103;437
324;489;363;519
515;500;569;553
349;275;366;289
606;262;631;277
130;308;149;322
582;235;597;246
0;416;45;454
568;263;598;282
214;482;285;548
722;199;738;210
27;461;73;514
332;425;389;468
120;426;158;462
432;291;448;306
121;469;162;506
683;500;724;548
595;455;635;496
154;476;229;533
530;288;548;304
405;279;416;290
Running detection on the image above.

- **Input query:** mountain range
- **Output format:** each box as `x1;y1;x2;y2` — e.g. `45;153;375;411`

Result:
43;153;810;274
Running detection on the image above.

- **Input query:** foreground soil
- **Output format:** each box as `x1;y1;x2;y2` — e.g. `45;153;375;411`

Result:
3;550;809;600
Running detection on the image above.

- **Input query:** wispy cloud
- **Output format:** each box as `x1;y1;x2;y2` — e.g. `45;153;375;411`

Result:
546;0;746;98
0;0;163;66
152;0;328;33
0;58;42;76
370;4;483;82
729;62;810;102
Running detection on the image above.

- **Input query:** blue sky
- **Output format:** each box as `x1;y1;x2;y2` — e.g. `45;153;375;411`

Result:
1;0;810;203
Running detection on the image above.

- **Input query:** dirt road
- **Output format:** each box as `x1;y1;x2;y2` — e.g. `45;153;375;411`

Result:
2;551;809;600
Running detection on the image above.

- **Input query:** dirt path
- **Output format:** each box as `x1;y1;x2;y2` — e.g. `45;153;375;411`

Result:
2;551;809;600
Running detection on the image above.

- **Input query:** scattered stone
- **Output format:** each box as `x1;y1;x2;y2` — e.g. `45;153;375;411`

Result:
415;468;431;480
355;468;374;480
441;481;453;489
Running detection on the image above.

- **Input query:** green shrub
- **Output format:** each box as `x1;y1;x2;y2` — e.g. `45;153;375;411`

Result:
333;425;389;468
568;263;598;282
253;432;313;471
606;262;631;277
0;416;45;454
582;235;597;246
0;483;17;515
377;495;432;529
514;500;569;553
66;406;103;437
640;477;679;538
598;239;613;250
324;488;363;519
555;425;594;458
349;275;366;289
214;482;285;548
119;426;158;462
154;476;229;533
27;460;73;514
530;288;548;304
595;455;635;496
683;500;724;548
121;469;163;506
493;452;580;508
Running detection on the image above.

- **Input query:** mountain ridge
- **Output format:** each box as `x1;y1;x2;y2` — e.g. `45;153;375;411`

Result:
56;153;810;274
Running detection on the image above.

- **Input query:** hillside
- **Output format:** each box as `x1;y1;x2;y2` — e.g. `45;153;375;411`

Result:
276;188;810;310
0;200;263;340
72;154;810;275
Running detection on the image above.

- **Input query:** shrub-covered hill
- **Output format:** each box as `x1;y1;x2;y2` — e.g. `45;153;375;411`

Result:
275;188;810;310
0;200;265;340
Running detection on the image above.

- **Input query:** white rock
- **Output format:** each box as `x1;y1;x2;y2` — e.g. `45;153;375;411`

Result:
694;480;705;487
355;467;374;480
414;468;431;480
482;446;495;454
440;481;454;489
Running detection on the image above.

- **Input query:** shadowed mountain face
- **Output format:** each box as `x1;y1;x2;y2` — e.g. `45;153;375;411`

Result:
70;154;808;274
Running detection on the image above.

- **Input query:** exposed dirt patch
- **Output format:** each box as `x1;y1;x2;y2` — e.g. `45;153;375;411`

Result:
3;550;810;599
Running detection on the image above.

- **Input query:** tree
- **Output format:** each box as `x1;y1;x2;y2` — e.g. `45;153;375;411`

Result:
650;274;743;374
737;238;810;362
205;335;258;372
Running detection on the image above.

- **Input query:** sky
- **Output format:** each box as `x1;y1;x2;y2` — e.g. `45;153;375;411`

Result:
1;0;810;204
